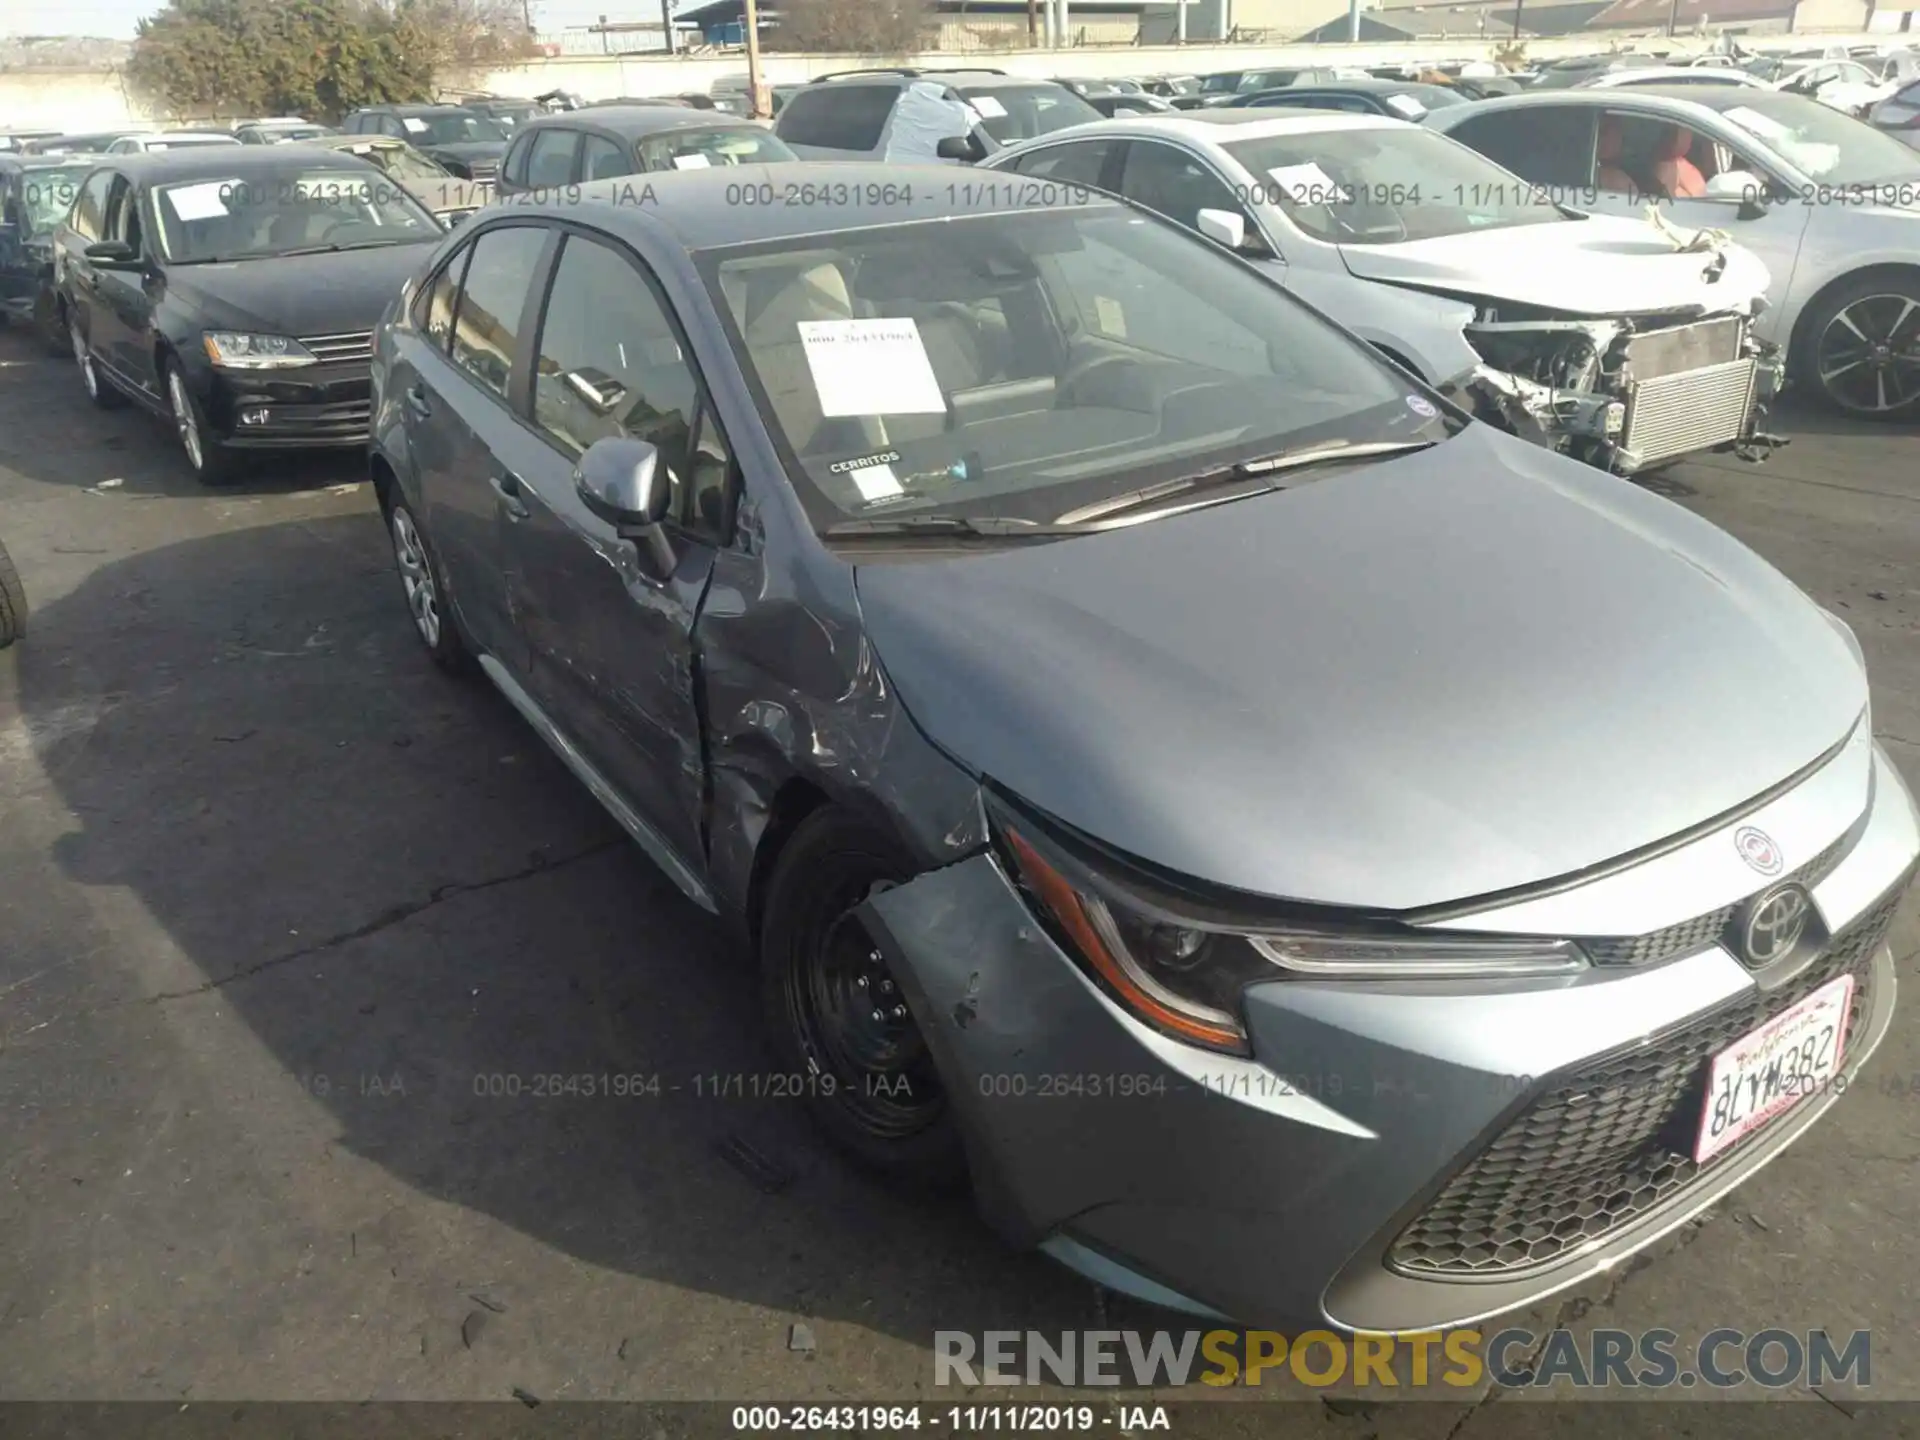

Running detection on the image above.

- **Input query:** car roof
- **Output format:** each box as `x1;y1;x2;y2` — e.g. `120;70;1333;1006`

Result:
495;162;1121;250
1432;85;1731;116
98;143;382;182
527;106;761;139
363;103;473;114
1258;76;1441;93
1095;109;1398;136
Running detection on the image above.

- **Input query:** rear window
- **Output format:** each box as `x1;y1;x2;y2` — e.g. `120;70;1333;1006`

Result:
637;125;796;170
957;84;1103;143
777;85;896;150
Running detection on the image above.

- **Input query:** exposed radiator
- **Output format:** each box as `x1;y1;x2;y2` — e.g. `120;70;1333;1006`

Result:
1621;357;1757;465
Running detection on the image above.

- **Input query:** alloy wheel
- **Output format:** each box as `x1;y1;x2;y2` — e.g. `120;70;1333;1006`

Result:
390;508;442;648
1816;294;1920;414
167;370;205;471
71;321;97;399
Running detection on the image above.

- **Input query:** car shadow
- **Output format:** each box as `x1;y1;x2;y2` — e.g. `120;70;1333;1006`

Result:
11;507;1173;1352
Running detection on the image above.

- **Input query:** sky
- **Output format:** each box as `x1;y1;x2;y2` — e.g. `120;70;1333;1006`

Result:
0;0;669;41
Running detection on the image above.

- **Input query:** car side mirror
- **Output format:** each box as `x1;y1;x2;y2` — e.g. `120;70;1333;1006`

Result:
1196;206;1270;257
575;435;675;571
936;133;986;162
83;240;142;269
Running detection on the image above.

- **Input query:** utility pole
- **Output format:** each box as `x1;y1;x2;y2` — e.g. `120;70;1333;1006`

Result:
1665;0;1679;36
1512;0;1523;39
1347;0;1359;42
661;0;676;53
1176;0;1186;43
742;0;766;115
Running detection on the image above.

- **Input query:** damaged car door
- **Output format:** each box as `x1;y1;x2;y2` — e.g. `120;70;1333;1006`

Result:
500;225;728;902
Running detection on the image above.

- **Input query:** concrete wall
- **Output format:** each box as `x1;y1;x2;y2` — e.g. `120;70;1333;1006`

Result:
0;25;1895;128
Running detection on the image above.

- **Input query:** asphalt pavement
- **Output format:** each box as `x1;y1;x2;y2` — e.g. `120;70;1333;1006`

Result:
2;320;1919;1433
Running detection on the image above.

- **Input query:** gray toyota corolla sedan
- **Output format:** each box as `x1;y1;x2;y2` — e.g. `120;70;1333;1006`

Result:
369;165;1918;1331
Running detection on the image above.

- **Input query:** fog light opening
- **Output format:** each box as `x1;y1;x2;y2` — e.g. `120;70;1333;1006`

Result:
238;407;271;426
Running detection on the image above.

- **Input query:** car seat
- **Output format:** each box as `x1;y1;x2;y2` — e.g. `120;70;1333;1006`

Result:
1652;127;1707;198
719;257;888;456
1596;116;1637;193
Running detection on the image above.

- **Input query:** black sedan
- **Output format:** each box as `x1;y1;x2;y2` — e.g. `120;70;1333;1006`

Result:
1226;78;1471;120
1;151;97;348
497;107;794;195
341;105;511;182
53;146;444;484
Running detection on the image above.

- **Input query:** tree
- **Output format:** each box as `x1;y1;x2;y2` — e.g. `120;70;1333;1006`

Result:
124;0;522;122
771;0;931;54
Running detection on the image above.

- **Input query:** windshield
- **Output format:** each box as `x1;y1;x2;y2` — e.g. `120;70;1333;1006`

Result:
152;168;441;262
148;136;239;150
404;112;508;146
1692;91;1920;184
1200;73;1242;93
1225;127;1566;244
257;126;331;142
18;163;90;234
958;85;1104;143
697;206;1451;531
484;104;541;129
637;125;796;170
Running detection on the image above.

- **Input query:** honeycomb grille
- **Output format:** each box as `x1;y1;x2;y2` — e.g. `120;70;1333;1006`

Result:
1388;880;1905;1280
1581;828;1857;968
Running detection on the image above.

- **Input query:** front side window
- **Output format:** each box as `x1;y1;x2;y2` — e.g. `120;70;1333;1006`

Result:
957;85;1103;144
1006;138;1114;186
70;170;112;239
777;86;895;150
582;133;628;180
525;128;580;187
699;206;1450;532
1230;125;1569;243
448;223;546;401
1118;141;1250;234
531;232;726;532
151;168;440;263
103;175;145;252
415;243;473;352
635;125;795;170
1444;106;1596;187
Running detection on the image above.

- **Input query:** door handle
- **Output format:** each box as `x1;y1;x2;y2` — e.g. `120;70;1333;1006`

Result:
490;471;529;520
404;384;432;419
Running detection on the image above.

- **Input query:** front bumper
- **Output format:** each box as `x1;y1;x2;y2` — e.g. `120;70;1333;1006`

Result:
860;739;1917;1331
1450;314;1787;474
203;360;373;449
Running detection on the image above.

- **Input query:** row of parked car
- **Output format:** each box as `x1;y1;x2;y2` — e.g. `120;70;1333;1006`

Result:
5;66;1919;1342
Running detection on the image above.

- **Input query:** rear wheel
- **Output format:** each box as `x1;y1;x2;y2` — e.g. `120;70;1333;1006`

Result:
0;533;26;648
387;499;473;674
1804;275;1920;420
759;808;966;1189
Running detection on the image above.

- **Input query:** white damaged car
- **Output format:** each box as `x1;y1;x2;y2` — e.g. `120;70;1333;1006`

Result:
985;110;1785;473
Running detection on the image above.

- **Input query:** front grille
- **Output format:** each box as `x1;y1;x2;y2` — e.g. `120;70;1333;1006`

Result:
299;331;374;364
1620;356;1758;464
1388;879;1905;1280
466;159;500;183
1581;827;1856;968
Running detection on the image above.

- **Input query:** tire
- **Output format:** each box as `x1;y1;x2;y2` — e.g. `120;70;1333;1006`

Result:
34;289;65;356
70;314;126;410
163;360;240;486
386;498;474;675
1801;272;1920;421
0;534;26;649
759;807;967;1190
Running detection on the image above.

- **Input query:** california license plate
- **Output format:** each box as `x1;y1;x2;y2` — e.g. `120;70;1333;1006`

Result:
1695;973;1854;1165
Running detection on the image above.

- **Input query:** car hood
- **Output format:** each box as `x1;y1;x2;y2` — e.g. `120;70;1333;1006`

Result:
420;140;507;163
164;242;435;337
853;423;1864;911
1339;213;1771;316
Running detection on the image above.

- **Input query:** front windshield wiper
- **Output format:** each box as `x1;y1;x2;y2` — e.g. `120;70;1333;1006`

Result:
1056;438;1436;525
273;238;415;257
824;513;1096;540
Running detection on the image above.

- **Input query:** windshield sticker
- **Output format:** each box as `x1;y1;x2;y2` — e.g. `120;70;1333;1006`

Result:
1406;394;1438;419
1383;92;1427;118
969;94;1008;119
164;181;233;221
830;449;902;474
1093;295;1126;337
798;317;947;418
671;153;712;169
403;117;429;133
847;462;905;502
1265;162;1350;206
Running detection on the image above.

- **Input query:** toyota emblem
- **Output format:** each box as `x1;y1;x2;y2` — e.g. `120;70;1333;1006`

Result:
1740;884;1812;969
1734;825;1783;876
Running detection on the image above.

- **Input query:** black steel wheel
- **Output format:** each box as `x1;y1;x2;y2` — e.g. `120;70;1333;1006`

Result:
760;808;965;1189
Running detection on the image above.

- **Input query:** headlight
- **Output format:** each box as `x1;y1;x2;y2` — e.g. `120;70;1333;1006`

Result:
998;812;1587;1056
202;332;318;369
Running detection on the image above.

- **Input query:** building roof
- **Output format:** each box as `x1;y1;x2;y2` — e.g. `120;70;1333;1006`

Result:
1297;7;1532;37
1585;0;1791;23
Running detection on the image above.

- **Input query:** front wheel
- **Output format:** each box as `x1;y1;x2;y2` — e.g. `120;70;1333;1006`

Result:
165;362;239;485
1803;275;1920;420
387;499;473;674
759;808;966;1190
0;533;26;648
71;316;125;410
